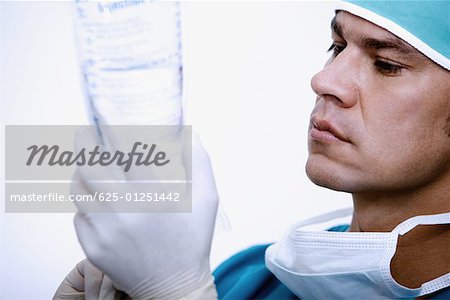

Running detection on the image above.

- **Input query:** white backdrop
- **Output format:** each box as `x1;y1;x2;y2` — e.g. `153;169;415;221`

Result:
0;2;352;299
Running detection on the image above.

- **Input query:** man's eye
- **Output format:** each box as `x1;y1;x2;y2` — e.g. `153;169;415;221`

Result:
374;60;403;76
327;43;345;57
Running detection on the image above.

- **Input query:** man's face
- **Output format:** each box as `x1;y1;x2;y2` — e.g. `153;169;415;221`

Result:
306;11;450;193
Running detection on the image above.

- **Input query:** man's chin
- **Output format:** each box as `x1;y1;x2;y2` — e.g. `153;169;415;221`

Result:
308;174;350;192
305;158;356;193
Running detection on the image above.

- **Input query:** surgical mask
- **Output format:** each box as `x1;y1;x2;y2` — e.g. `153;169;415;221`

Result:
265;208;450;299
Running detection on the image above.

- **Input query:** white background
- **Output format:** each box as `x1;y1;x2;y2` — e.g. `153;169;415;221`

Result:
0;1;352;299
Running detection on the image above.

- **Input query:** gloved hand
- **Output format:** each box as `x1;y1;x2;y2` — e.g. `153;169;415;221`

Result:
71;129;219;300
53;259;129;300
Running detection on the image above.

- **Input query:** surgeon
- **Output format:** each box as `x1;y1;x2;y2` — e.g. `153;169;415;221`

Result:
55;0;450;299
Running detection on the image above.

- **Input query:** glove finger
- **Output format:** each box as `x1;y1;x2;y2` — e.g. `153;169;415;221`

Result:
99;275;131;300
97;126;149;179
52;261;86;299
71;168;98;213
100;125;179;182
83;259;105;300
182;132;194;182
71;169;119;213
74;213;104;264
73;127;126;213
189;134;219;210
74;212;123;265
74;126;127;184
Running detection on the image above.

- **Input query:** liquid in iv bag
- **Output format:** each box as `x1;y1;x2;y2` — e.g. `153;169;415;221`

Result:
74;1;183;125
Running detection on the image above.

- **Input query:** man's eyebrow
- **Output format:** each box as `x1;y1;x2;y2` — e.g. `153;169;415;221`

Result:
331;16;342;37
361;37;416;54
331;15;418;56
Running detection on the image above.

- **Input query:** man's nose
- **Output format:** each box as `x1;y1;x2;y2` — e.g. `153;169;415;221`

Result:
310;50;360;108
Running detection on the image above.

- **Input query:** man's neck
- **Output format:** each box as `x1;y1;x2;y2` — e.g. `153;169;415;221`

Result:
348;176;450;289
350;178;449;232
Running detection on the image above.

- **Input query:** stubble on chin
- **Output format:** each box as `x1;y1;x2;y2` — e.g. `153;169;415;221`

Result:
444;116;450;137
305;156;350;192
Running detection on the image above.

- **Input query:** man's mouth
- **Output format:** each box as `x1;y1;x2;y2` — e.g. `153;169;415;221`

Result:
309;118;350;143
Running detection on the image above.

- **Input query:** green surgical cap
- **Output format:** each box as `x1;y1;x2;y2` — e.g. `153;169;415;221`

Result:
335;0;450;70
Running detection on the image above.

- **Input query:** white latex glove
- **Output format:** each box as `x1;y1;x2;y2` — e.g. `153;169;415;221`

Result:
53;259;129;300
72;130;219;300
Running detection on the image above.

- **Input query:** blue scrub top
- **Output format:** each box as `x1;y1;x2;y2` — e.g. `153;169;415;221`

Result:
213;225;450;300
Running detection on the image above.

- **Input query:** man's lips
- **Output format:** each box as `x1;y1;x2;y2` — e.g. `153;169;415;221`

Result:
309;118;350;143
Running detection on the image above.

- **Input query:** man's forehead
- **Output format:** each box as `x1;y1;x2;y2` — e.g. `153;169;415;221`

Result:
333;12;407;46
